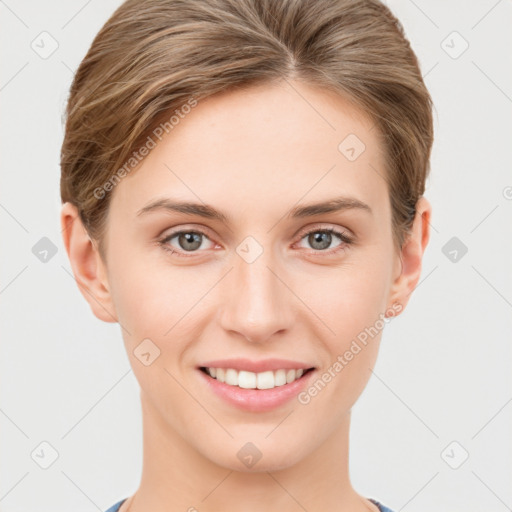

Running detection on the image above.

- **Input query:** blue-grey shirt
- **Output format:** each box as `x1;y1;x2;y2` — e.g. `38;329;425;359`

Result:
105;497;395;511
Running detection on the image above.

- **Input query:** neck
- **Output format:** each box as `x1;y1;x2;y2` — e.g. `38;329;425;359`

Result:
122;392;378;512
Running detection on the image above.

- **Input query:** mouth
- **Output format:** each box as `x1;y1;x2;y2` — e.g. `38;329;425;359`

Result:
199;366;315;390
196;359;317;412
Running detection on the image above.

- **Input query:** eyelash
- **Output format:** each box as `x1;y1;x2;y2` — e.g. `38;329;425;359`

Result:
157;226;354;258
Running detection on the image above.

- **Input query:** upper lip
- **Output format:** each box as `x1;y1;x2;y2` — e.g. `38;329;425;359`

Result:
199;358;315;373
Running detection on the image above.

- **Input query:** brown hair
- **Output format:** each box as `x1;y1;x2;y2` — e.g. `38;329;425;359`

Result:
60;0;433;257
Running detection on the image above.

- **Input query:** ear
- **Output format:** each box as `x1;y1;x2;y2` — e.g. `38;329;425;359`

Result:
60;202;118;323
386;196;432;317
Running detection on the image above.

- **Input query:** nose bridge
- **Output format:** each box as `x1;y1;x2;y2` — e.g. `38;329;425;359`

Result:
219;240;292;342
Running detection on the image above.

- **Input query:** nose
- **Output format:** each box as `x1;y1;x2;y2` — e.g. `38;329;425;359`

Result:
218;247;294;344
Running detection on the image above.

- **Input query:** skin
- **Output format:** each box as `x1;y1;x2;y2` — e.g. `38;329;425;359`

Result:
61;79;431;512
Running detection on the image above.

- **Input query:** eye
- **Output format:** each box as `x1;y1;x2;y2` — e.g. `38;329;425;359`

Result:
158;229;216;257
295;226;354;255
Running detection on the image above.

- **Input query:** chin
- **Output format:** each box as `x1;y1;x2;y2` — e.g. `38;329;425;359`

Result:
208;442;308;474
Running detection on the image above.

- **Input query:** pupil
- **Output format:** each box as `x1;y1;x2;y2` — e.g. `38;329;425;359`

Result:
180;232;201;251
310;232;331;250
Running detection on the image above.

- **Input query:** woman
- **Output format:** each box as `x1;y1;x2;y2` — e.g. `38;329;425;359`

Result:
60;0;433;510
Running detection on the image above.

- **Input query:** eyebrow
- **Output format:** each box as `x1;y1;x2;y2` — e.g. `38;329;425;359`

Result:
136;196;372;222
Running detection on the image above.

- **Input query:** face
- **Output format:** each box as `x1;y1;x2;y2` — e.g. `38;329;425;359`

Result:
94;80;405;471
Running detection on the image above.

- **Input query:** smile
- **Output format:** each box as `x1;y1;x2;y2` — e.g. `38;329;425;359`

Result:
200;367;313;390
197;358;317;411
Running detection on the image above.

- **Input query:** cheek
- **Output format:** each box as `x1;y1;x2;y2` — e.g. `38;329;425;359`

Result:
315;259;392;406
301;257;391;343
108;252;203;336
107;252;221;391
299;269;387;414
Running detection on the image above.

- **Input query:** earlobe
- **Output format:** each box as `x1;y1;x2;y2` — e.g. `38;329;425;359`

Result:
60;202;118;323
386;197;432;315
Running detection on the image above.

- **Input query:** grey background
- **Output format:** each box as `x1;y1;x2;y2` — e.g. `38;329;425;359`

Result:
1;1;511;511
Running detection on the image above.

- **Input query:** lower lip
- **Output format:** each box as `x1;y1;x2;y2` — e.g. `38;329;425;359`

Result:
197;368;315;412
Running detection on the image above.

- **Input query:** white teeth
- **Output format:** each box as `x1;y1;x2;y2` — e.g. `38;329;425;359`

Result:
205;367;308;389
225;368;238;386
238;370;256;389
274;369;287;386
257;371;274;389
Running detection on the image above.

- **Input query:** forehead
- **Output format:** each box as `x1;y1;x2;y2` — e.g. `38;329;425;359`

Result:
109;79;389;223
